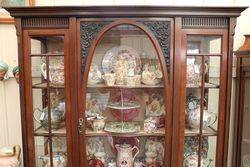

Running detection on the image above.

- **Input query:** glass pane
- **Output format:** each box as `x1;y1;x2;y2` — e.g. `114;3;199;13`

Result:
85;24;167;166
187;36;221;54
184;136;208;167
203;136;216;167
35;136;51;166
242;77;250;167
31;36;64;55
31;35;67;167
186;56;202;87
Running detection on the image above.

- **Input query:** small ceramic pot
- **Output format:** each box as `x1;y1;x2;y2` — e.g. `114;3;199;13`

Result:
94;152;106;164
12;66;19;83
103;73;116;86
0;60;9;81
144;117;157;133
92;117;106;132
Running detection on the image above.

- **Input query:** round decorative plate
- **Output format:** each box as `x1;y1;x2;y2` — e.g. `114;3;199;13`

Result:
102;46;141;74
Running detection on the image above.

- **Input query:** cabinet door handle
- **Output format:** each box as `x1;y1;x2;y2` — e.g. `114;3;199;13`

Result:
77;118;84;134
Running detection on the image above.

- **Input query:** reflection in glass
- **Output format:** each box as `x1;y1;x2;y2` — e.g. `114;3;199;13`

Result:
187;36;221;54
85;24;166;166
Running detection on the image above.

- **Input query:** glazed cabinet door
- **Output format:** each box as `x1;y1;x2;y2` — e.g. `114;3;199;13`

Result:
78;20;172;167
22;29;71;166
182;30;228;167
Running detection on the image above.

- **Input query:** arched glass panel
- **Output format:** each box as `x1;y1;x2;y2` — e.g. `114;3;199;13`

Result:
84;24;168;167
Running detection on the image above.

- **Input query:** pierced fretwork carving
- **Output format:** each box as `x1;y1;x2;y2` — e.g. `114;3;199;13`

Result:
80;21;111;73
140;21;171;71
182;17;228;29
22;18;69;28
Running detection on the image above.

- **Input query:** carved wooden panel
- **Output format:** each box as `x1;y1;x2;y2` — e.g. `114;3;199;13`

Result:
80;21;111;73
182;17;228;29
22;18;69;28
140;21;171;71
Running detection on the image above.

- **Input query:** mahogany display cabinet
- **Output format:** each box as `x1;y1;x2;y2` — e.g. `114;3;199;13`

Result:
5;6;247;167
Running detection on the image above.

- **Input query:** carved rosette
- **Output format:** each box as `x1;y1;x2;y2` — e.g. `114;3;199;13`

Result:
80;21;111;73
140;21;171;71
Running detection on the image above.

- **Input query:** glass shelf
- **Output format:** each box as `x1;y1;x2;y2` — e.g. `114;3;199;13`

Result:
185;127;217;137
34;126;66;137
87;83;164;89
32;82;65;89
186;82;220;89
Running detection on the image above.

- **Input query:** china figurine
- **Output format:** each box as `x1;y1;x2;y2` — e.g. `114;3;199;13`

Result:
88;65;102;85
115;143;139;167
34;105;65;130
41;59;64;85
0;60;9;81
12;66;19;83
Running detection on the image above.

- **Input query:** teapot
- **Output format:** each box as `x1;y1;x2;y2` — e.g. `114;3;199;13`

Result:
184;153;212;167
186;95;217;129
186;108;217;129
115;143;139;167
34;104;65;130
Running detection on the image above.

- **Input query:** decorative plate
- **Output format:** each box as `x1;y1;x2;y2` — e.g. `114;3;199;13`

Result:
104;122;141;134
145;137;164;164
102;46;141;75
86;137;105;160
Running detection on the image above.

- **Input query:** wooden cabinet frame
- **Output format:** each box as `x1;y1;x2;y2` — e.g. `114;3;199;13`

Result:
5;6;246;167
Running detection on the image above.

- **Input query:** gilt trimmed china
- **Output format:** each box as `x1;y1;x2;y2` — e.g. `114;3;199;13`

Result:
0;60;9;81
115;143;139;167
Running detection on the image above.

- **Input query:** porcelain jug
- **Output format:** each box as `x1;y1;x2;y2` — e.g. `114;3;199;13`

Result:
115;143;139;167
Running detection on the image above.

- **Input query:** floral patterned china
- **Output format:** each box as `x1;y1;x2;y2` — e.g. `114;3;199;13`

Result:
145;138;164;165
186;94;217;129
104;122;141;133
141;63;162;85
183;153;213;167
146;93;165;117
86;137;105;160
39;153;67;167
115;143;139;167
88;65;102;85
184;137;209;159
102;46;141;85
41;58;64;85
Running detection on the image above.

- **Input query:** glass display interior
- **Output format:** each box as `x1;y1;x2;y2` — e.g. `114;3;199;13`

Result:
85;24;166;166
